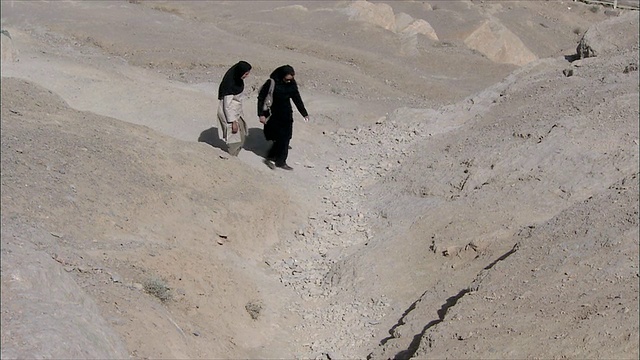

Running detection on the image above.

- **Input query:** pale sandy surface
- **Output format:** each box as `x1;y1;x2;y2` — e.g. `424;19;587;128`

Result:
1;1;638;359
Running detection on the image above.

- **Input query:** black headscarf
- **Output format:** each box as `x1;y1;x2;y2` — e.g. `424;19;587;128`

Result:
218;61;252;99
270;65;295;82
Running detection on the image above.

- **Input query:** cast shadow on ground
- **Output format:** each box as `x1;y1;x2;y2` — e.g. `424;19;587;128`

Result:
198;127;271;159
243;127;272;158
564;53;580;62
198;127;227;152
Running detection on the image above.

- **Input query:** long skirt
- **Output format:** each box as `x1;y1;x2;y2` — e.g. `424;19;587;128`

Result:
218;115;247;156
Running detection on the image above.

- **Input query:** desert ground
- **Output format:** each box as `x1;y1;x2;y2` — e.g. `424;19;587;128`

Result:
1;1;638;359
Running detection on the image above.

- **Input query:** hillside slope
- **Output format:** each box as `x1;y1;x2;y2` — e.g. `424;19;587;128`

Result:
360;11;639;359
1;1;637;359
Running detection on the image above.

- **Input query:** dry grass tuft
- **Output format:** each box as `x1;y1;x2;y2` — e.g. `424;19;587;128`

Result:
143;277;172;302
151;5;183;16
245;300;263;320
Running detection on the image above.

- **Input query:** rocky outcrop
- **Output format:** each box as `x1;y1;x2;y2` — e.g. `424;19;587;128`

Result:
397;15;439;41
1;29;17;62
464;19;537;66
345;1;439;41
577;11;640;59
346;0;396;31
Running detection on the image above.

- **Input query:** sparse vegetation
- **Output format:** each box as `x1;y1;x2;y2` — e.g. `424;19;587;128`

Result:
573;27;583;35
245;300;263;320
433;41;455;48
590;5;600;13
143;277;172;302
151;5;182;16
623;62;638;73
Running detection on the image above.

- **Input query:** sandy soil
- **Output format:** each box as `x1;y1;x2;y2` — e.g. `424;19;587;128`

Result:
1;1;638;359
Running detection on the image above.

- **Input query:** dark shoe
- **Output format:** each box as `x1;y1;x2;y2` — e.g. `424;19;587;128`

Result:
276;163;293;171
263;159;276;170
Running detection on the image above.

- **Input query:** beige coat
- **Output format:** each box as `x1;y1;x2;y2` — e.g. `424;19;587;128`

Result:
217;93;246;143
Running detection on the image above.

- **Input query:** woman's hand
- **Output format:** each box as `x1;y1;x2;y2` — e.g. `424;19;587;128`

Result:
259;116;267;124
231;121;239;134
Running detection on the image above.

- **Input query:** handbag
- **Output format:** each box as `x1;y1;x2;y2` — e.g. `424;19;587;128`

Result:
262;78;275;112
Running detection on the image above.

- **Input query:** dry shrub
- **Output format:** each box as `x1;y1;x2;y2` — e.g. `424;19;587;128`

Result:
143;277;172;302
245;300;263;320
151;5;182;16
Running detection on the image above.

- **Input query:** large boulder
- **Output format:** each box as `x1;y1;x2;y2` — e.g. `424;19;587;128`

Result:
395;12;439;41
464;19;538;66
346;0;396;31
346;3;439;41
577;11;640;59
400;18;439;41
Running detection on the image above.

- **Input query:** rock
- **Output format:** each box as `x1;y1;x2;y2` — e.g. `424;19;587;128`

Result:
400;19;439;41
345;0;396;31
464;19;537;66
1;30;17;63
132;283;144;291
394;12;414;33
109;273;122;283
577;12;639;59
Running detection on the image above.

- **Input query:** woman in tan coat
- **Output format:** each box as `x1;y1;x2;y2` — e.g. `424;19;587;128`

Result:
217;61;252;156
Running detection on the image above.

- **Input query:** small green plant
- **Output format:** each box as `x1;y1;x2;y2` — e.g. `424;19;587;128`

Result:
590;5;599;13
143;277;172;302
573;27;583;35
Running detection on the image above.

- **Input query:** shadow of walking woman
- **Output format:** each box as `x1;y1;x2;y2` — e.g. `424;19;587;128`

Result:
198;127;227;151
243;127;272;159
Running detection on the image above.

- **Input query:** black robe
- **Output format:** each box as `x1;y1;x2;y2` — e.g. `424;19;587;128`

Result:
258;78;308;141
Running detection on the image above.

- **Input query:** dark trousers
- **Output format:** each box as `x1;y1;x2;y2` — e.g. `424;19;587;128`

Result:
268;138;291;166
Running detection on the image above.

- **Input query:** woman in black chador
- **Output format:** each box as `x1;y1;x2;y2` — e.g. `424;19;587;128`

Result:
258;65;309;170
